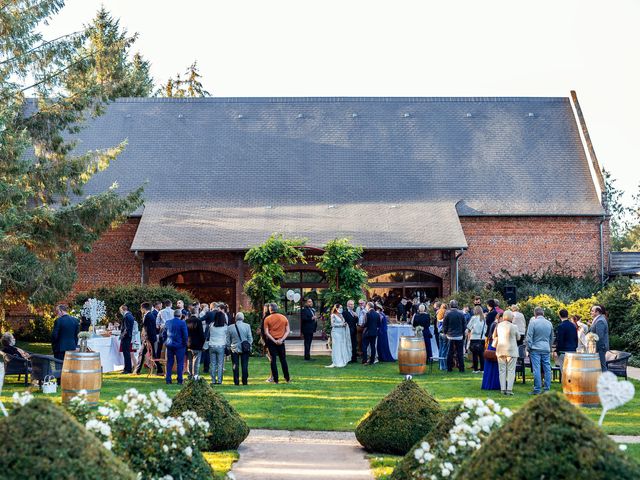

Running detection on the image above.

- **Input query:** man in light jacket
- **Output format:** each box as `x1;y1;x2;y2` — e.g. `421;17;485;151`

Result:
589;305;610;371
526;307;554;395
226;312;254;385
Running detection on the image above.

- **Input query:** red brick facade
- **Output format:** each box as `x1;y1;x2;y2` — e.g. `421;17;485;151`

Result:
67;214;607;311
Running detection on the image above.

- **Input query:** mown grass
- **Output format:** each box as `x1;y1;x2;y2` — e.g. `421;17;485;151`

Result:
4;342;640;435
367;454;402;480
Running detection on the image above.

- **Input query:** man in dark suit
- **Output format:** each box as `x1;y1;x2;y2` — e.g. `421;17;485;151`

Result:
485;299;498;333
443;300;466;373
344;299;358;363
300;298;317;361
135;302;158;375
362;302;380;365
412;304;432;360
51;304;79;361
555;308;578;369
119;305;136;374
396;299;406;323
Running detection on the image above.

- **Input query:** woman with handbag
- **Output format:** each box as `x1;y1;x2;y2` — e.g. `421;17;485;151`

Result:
226;312;254;385
207;310;228;385
481;312;502;390
493;310;521;395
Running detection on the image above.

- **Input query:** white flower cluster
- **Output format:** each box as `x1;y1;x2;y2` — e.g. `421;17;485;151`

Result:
413;398;512;479
12;391;34;406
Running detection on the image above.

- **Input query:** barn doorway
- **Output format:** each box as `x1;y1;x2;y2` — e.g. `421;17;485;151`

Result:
160;270;236;314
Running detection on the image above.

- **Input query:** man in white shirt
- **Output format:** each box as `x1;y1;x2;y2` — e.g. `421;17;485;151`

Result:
355;299;367;358
510;305;527;346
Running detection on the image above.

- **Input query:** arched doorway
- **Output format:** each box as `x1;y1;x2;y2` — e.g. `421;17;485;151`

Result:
161;270;236;314
280;270;327;336
367;270;442;319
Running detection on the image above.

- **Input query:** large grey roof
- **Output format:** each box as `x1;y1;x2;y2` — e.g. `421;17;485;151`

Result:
610;252;640;276
71;96;603;251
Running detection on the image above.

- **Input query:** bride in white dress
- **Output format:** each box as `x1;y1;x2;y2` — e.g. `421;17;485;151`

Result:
326;304;352;368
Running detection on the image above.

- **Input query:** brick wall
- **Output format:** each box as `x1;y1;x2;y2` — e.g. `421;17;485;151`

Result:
459;216;606;283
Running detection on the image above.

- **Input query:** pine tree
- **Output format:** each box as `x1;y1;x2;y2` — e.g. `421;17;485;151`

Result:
0;1;144;317
158;61;211;98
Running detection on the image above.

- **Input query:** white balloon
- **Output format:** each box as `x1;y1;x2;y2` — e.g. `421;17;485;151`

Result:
293;292;301;303
286;290;295;301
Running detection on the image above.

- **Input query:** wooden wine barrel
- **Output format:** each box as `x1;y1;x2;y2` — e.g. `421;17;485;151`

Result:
562;352;602;407
398;336;427;375
61;351;102;405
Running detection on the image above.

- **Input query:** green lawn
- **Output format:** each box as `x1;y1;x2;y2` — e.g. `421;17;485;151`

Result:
3;343;640;436
367;454;402;480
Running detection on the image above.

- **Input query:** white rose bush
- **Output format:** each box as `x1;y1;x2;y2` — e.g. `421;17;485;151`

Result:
67;388;213;479
411;398;512;479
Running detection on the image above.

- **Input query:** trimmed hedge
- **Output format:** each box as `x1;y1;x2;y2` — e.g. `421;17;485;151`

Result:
355;379;442;455
458;392;640;479
390;404;462;480
170;378;250;451
0;398;135;479
74;284;194;323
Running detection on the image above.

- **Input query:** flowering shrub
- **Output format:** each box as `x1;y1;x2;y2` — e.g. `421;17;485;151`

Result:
67;388;213;480
411;398;512;479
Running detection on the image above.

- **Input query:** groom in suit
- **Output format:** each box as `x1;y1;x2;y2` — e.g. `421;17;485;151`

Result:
300;298;317;361
344;300;358;363
51;304;79;361
362;302;380;366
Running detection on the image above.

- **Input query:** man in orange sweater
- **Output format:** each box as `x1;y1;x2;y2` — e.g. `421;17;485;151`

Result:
264;303;291;383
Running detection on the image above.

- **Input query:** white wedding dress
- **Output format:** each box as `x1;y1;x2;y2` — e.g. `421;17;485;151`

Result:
328;314;352;368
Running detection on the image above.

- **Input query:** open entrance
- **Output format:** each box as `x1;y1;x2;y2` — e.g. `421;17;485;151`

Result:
160;270;236;314
280;270;327;337
367;270;442;319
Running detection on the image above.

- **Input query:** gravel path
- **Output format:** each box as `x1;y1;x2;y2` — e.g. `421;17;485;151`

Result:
230;429;373;480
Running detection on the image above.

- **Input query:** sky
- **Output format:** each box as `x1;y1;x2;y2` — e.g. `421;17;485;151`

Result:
41;0;640;205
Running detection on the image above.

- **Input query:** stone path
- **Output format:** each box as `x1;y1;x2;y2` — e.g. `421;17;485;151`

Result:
610;435;640;444
230;430;373;480
627;366;640;381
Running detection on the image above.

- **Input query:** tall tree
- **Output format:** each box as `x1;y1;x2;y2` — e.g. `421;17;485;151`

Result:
0;1;144;316
65;7;154;98
158;61;210;98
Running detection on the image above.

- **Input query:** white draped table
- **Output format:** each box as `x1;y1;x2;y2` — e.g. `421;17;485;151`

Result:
386;324;415;360
87;336;124;373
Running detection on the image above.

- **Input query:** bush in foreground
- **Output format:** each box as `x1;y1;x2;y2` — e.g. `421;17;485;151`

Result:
459;392;640;479
390;404;462;480
355;379;442;455
0;397;135;480
170;377;250;451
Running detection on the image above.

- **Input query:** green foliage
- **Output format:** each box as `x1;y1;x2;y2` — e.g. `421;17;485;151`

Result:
158;61;210;97
355;379;442;455
65;7;154;98
457;268;485;292
458;392;640;479
170;378;250;451
438;289;506;310
621;303;640;357
0;398;136;479
10;311;57;342
566;296;599;322
244;234;307;309
390;405;462;480
74;284;193;323
0;2;144;313
518;294;567;327
317;238;368;333
491;266;601;303
596;278;640;337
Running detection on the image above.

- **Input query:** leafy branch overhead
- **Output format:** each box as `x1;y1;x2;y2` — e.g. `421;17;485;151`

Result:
317;238;368;308
0;1;144;310
243;234;307;309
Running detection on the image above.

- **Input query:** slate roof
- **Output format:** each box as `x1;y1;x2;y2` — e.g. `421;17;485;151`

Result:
69;97;603;251
610;252;640;276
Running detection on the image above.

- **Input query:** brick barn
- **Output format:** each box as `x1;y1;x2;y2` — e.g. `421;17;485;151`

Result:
67;94;607;333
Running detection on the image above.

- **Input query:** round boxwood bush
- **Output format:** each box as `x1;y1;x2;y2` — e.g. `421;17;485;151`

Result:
0;398;135;480
355;379;442;455
458;392;640;479
170;378;250;451
390;404;462;480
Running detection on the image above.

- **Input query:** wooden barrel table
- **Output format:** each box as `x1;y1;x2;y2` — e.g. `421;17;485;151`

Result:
398;336;427;375
562;352;602;407
61;351;102;405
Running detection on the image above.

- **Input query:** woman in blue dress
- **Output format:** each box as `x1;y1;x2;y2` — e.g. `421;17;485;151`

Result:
481;313;501;390
376;304;395;362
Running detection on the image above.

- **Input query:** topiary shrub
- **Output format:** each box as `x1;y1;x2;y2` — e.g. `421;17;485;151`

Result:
355;379;442;455
458;392;640;479
390;404;462;480
0;398;135;480
170;377;250;451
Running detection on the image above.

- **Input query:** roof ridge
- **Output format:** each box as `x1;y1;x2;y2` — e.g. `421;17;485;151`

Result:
112;96;570;104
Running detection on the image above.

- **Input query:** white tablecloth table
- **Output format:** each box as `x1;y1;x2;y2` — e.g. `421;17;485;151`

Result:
87;336;124;373
386;324;416;360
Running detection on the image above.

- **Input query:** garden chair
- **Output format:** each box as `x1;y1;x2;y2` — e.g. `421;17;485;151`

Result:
515;344;527;384
0;354;7;416
30;354;63;385
3;353;31;386
606;350;632;380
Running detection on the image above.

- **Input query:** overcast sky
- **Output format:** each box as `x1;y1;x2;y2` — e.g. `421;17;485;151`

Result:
43;0;639;205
